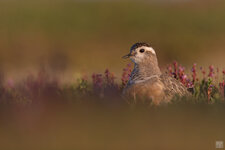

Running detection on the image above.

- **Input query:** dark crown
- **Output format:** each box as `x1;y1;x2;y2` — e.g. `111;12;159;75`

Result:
130;42;151;52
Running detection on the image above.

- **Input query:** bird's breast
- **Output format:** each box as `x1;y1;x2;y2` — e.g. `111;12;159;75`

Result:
124;80;165;100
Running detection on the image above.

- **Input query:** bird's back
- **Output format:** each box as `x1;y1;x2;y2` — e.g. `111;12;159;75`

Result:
159;73;190;100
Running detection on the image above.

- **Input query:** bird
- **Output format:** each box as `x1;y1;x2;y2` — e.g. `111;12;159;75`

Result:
122;42;190;105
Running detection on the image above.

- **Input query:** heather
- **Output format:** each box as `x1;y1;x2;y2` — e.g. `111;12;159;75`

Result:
0;62;224;106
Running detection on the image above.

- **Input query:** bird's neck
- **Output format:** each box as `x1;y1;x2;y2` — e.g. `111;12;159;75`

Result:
130;60;162;81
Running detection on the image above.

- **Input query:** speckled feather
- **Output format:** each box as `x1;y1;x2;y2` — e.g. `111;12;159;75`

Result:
159;74;190;99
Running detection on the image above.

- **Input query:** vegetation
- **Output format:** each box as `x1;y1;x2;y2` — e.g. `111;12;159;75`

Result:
0;62;224;106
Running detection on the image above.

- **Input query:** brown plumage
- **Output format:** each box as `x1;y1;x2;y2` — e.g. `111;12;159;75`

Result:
122;42;190;105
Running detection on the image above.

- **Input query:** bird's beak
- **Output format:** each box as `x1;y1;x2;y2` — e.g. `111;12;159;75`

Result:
122;52;136;59
122;53;132;59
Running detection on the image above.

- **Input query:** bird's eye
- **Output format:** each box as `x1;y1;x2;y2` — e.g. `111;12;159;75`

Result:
139;49;145;53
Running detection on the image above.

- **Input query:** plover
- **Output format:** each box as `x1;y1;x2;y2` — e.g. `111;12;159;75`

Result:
122;42;190;105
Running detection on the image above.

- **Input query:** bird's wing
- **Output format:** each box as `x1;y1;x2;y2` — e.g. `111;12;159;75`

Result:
159;74;190;98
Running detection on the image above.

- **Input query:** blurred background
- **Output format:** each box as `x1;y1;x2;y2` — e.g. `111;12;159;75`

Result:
1;105;225;150
0;0;225;79
0;1;225;150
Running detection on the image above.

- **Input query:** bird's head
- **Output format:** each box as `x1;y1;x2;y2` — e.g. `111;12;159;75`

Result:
122;42;157;64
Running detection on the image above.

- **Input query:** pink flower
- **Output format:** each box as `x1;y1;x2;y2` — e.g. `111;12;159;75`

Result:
121;64;132;87
167;65;173;76
178;66;186;85
207;85;213;103
219;80;225;99
7;78;14;89
92;73;103;91
208;65;214;78
173;61;178;79
191;63;197;83
104;69;115;86
186;79;194;88
223;69;225;78
200;67;206;79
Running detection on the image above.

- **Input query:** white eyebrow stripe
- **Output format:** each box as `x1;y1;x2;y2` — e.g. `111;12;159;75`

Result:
145;47;156;54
